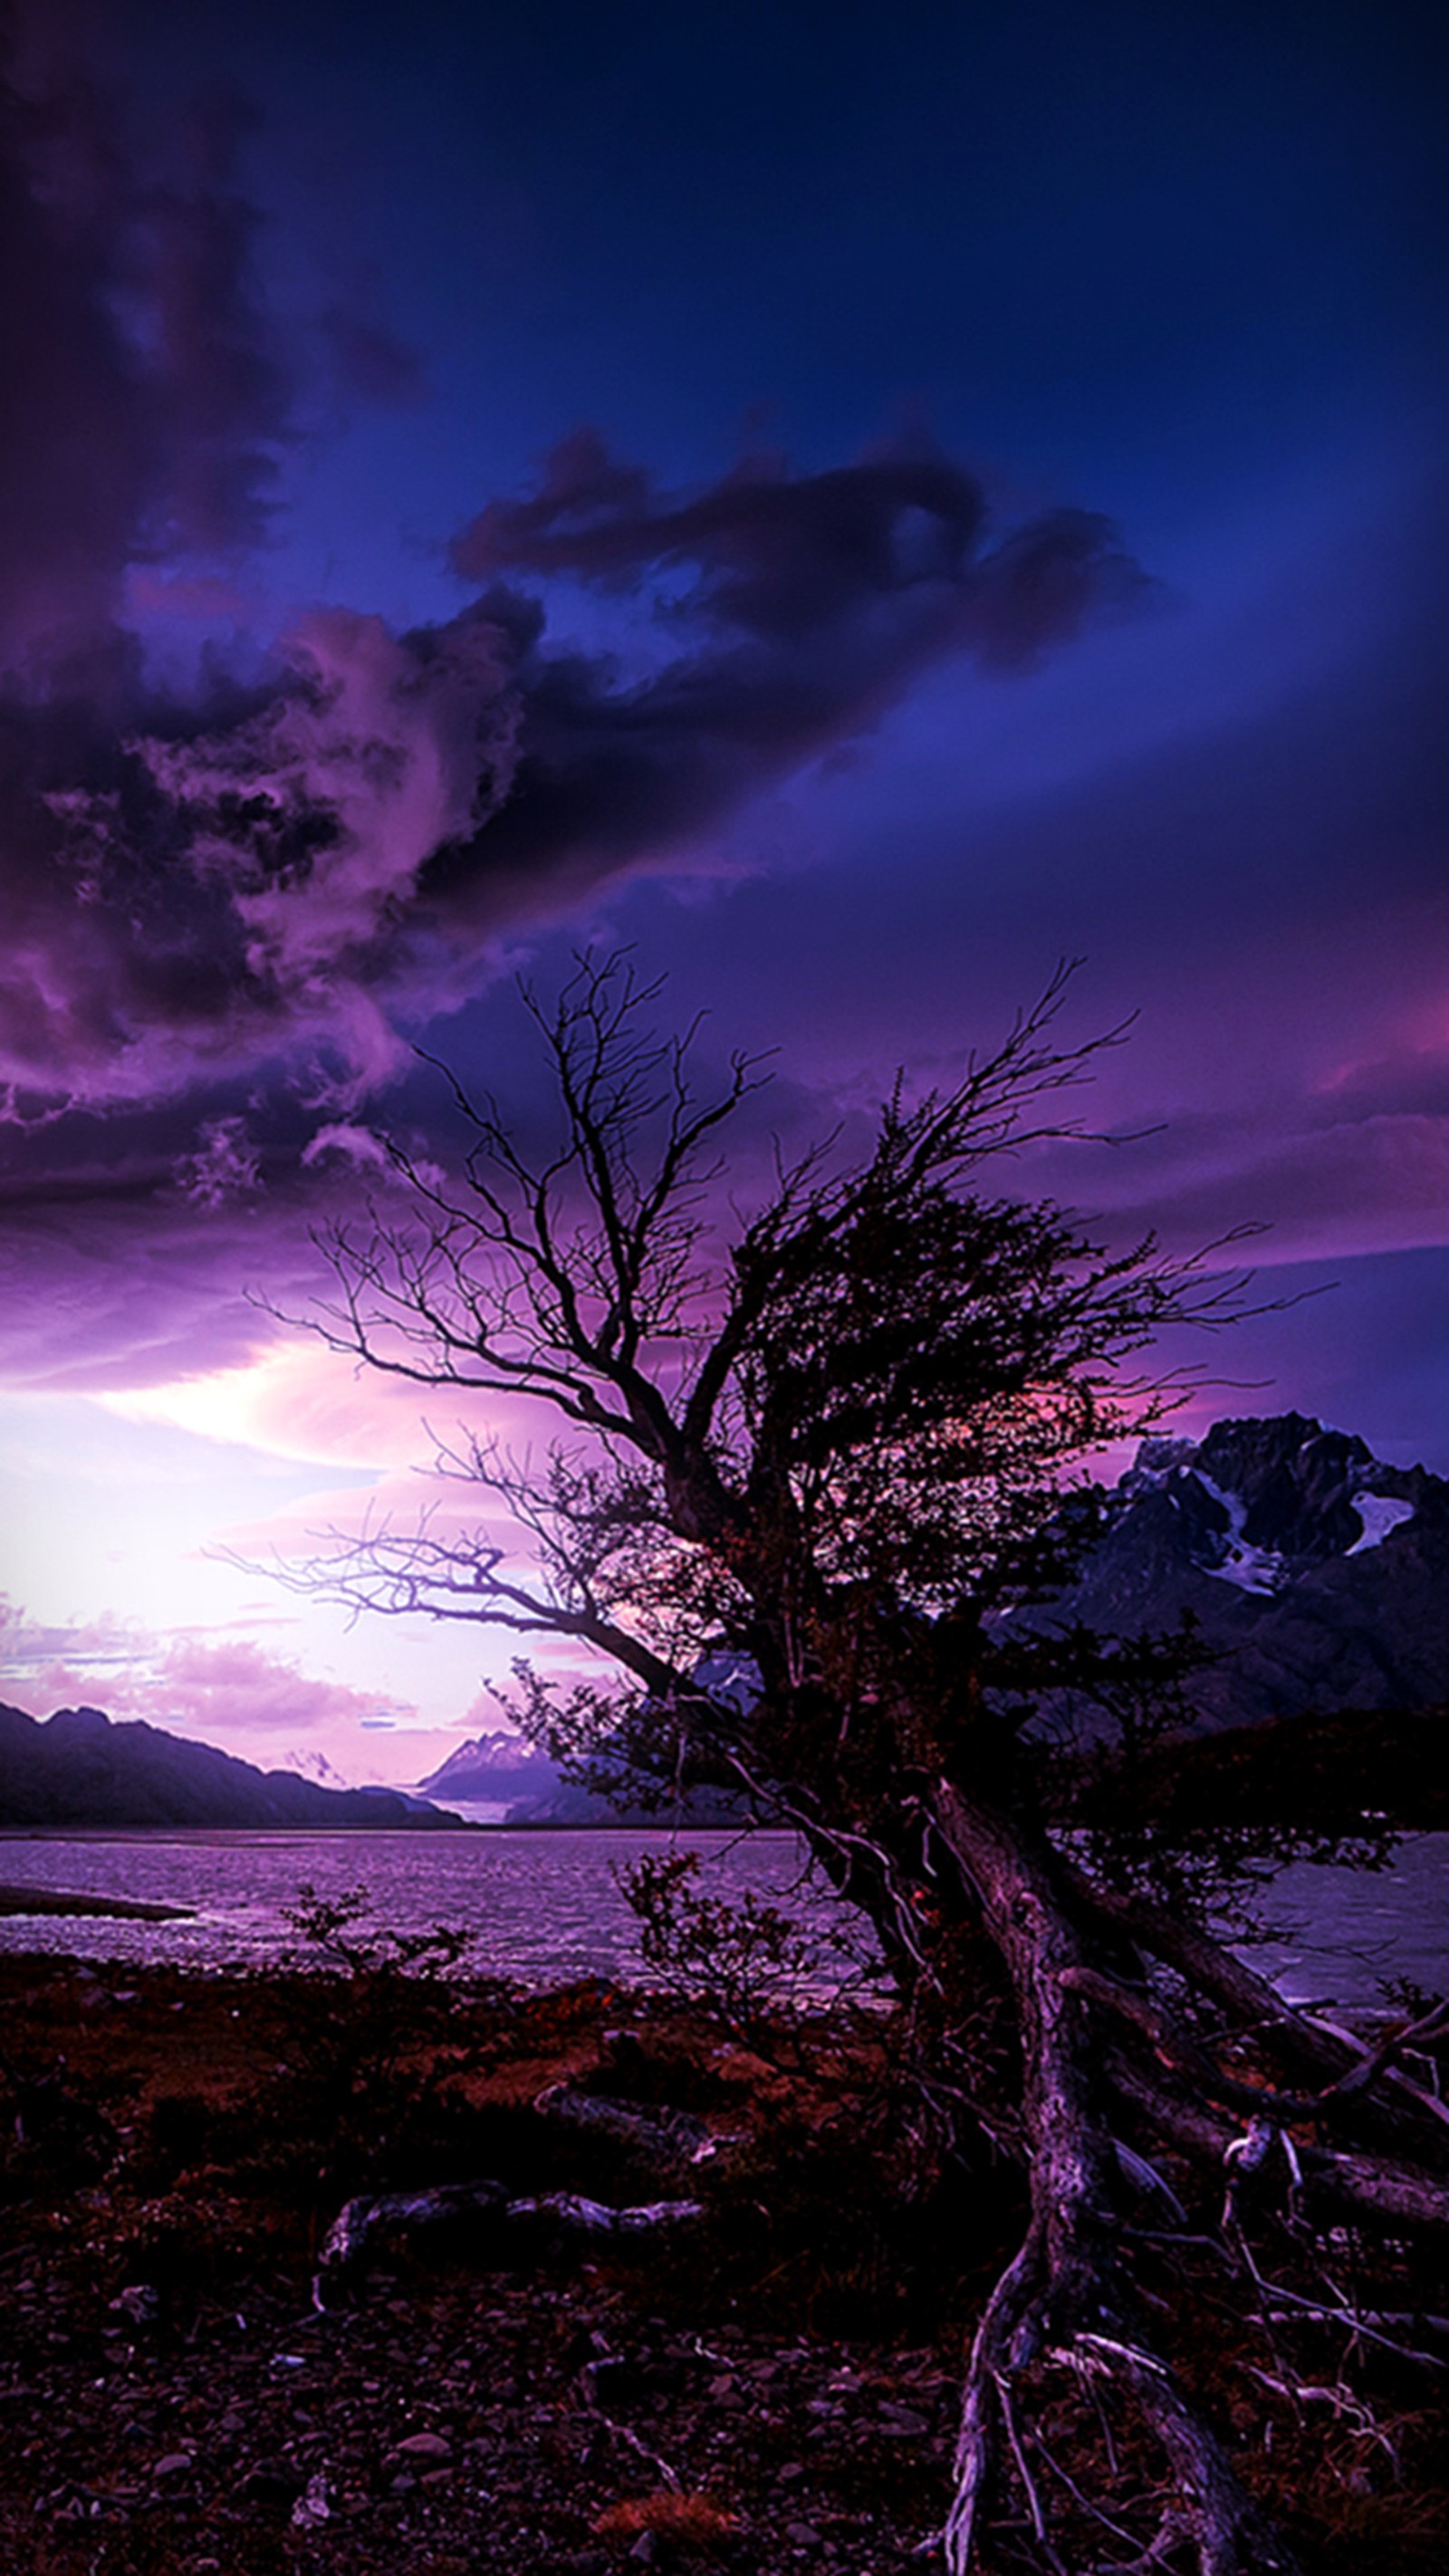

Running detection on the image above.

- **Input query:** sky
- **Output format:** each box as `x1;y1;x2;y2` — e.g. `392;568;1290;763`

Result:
1;0;1445;1785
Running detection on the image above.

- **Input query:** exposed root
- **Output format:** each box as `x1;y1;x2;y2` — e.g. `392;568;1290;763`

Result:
928;1777;1448;2571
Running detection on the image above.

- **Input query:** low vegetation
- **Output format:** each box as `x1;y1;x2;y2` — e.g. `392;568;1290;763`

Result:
2;1947;1447;2573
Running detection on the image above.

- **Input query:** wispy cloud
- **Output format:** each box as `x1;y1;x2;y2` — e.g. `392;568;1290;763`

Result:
0;1592;411;1742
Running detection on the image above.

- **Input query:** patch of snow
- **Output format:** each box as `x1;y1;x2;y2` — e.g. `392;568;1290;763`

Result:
694;1653;762;1710
1207;1547;1285;1596
283;1748;355;1790
1347;1492;1415;1555
1130;1437;1199;1488
1192;1471;1286;1596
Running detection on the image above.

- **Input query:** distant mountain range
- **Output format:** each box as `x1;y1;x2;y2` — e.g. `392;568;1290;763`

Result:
0;1704;463;1831
1036;1411;1449;1733
417;1728;565;1812
5;1417;1444;1834
417;1726;745;1826
424;1413;1449;1817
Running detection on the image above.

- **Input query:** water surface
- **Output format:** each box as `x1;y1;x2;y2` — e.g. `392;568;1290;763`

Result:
0;1825;1444;2008
0;1828;842;1988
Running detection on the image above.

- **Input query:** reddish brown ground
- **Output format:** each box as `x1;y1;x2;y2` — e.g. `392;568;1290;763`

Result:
1;1954;1445;2573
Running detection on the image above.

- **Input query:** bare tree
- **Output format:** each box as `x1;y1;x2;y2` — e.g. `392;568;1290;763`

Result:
278;954;1449;2573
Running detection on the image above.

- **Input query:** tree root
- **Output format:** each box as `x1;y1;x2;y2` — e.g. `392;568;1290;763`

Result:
312;2178;702;2307
927;1778;1449;2571
940;2214;1304;2574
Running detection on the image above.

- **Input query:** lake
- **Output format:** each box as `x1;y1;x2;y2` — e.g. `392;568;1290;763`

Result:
0;1828;854;1992
0;1826;1445;2009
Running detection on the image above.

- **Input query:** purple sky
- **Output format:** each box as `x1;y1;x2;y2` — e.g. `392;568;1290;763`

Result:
1;1;1445;1782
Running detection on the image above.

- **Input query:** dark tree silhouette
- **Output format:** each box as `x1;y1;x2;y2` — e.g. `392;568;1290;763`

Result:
280;956;1449;2573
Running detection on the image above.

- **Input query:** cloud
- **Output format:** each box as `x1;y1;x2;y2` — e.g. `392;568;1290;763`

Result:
0;1593;410;1739
0;1183;321;1390
172;1112;263;1207
0;419;1140;1128
0;1594;143;1678
1098;1105;1449;1271
319;304;428;409
452;426;1139;658
0;43;291;682
149;1632;399;1735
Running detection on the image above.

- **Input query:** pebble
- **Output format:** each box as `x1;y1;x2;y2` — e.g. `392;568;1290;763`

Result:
291;2472;331;2528
394;2429;452;2459
877;2403;929;2437
242;2460;302;2504
109;2285;159;2326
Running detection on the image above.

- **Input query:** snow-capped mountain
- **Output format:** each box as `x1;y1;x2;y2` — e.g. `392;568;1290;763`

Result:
416;1729;562;1809
1048;1413;1449;1731
417;1725;746;1825
412;1418;1448;1809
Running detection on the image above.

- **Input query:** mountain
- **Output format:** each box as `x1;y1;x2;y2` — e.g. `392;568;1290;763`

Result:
417;1729;563;1810
0;1703;465;1831
1036;1412;1449;1732
17;1415;1427;1833
427;1417;1449;1813
417;1726;746;1826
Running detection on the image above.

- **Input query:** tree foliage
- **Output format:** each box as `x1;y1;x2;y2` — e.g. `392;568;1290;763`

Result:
276;956;1449;2574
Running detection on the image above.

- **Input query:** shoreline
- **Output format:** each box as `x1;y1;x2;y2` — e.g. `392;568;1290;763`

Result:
0;1952;956;2574
2;1953;1445;2568
0;1818;790;1838
0;1882;195;1920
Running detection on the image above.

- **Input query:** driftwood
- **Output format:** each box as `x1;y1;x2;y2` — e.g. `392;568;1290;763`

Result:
0;1883;194;1920
312;2179;702;2308
533;2081;715;2167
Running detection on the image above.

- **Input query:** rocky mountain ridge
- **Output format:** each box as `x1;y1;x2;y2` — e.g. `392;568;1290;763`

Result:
416;1729;561;1812
1043;1411;1449;1732
0;1703;462;1831
417;1724;747;1827
427;1414;1449;1811
6;1417;1444;1830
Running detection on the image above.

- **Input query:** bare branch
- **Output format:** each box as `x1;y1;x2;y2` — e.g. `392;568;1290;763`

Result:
249;953;1446;2574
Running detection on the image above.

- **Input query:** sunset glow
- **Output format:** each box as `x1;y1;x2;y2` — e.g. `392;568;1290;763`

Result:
2;1;1444;1783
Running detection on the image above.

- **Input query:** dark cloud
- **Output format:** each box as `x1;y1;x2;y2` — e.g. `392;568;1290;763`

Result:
0;37;1147;1387
0;43;290;678
0;65;153;675
431;438;1141;936
0;1171;323;1390
451;425;1131;654
319;304;428;409
140;84;292;558
0;425;1141;1126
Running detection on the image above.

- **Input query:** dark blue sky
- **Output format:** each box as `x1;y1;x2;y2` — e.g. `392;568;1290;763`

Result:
130;2;1447;610
1;0;1445;1761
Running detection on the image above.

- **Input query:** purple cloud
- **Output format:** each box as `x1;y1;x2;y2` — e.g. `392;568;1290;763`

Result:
1;426;1140;1128
319;304;428;409
452;426;1137;658
0;1599;408;1741
0;44;290;680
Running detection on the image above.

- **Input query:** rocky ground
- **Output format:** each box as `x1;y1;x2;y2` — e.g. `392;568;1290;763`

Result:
2;1952;1447;2574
